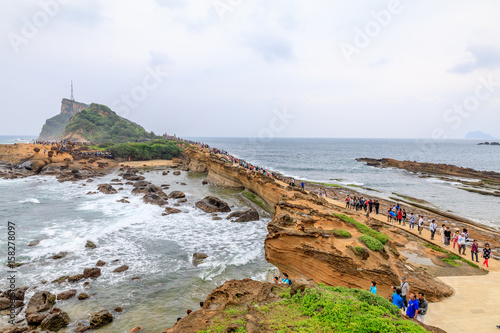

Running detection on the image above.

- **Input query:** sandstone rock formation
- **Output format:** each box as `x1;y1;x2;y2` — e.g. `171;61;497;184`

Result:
195;196;231;213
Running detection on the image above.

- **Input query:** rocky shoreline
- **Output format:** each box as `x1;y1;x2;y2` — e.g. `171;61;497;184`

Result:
2;144;500;332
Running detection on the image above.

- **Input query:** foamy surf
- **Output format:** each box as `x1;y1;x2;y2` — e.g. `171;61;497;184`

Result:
18;198;40;204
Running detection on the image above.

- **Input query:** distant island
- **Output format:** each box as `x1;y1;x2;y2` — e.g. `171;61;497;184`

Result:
464;130;495;139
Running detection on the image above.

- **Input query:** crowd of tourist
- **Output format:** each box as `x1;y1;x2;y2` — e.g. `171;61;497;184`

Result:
32;140;114;159
345;195;381;214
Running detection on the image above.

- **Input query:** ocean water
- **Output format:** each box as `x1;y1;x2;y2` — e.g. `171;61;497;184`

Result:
0;135;35;145
192;138;500;228
0;170;273;331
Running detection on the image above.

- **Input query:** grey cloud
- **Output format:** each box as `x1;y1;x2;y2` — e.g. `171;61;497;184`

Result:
450;44;500;74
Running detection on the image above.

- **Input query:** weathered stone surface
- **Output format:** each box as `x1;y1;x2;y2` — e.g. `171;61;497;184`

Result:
0;297;10;310
195;196;231;213
98;184;117;194
83;267;101;278
40;311;70;331
227;208;259;222
85;240;97;249
168;191;185;199
143;193;168;206
173;171;181;175
164;207;182;215
25;291;56;314
50;251;68;260
90;310;113;329
28;240;40;247
57;289;77;300
96;260;106;267
26;312;49;326
348;245;370;260
192;252;208;266
68;274;84;283
113;265;129;273
78;293;90;300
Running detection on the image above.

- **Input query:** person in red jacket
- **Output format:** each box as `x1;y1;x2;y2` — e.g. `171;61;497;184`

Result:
397;210;403;225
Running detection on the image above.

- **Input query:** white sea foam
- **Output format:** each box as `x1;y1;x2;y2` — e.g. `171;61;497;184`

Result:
19;198;40;204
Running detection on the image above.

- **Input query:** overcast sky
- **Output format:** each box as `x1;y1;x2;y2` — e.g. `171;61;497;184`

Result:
1;0;499;138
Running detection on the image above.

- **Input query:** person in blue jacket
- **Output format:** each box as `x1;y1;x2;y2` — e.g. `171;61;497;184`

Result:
392;287;405;310
406;293;419;318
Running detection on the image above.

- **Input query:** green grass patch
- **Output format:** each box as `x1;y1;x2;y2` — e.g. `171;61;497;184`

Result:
359;235;384;251
423;243;448;254
333;214;389;244
307;181;344;188
242;191;272;213
442;258;462;267
330;229;351;238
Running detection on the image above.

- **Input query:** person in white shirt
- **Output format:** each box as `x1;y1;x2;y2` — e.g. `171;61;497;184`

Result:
429;220;437;240
417;216;425;235
458;232;467;255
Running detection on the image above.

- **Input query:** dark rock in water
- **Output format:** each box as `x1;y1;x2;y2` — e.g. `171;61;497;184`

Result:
143;193;168;206
40;311;70;331
178;198;187;203
113;265;129;273
162;171;168;175
180;182;187;185
26;312;49;325
202;180;208;185
50;251;68;260
114;306;123;312
117;198;130;203
227;208;259;222
28;240;40;247
173;203;180;207
52;275;69;284
1;287;26;301
57;289;77;300
96;260;106;267
98;183;117;194
212;217;222;221
132;180;153;188
129;326;145;333
164;207;182;215
192;252;209;266
90;310;113;328
85;240;97;249
76;325;92;332
83;267;101;278
68;274;84;283
131;276;141;280
25;291;56;314
195;196;231;213
168;191;185;199
173;171;181;175
78;293;90;300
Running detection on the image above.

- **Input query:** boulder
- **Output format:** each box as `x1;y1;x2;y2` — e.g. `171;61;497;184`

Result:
68;274;84;283
128;326;144;333
98;184;117;194
40;311;70;331
192;252;208;266
143;193;168;206
114;306;123;312
85;240;97;249
78;293;90;300
113;265;129;273
117;198;130;203
50;251;68;260
76;325;92;332
173;171;181;175
57;289;77;300
90;310;113;329
290;278;315;297
1;287;26;301
0;297;9;310
195;196;231;213
168;191;185;199
178;198;187;203
202;180;208;185
96;260;106;267
212;216;222;220
25;291;56;314
227;208;259;222
51;275;68;284
26;312;49;326
164;207;182;215
83;267;101;278
348;245;370;260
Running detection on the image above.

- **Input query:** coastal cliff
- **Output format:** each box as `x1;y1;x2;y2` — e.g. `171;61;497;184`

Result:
182;148;452;301
38;99;89;141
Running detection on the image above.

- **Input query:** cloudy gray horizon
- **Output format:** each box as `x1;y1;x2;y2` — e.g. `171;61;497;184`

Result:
1;0;499;139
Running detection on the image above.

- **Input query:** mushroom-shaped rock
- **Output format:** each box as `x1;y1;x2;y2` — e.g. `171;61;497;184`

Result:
40;311;70;331
90;310;113;329
195;196;231;213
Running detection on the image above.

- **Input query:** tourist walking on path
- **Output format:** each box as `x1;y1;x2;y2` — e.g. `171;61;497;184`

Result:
397;209;402;225
391;287;405;311
409;213;416;229
369;281;377;294
444;227;451;247
418;216;424;235
416;292;428;323
482;243;491;269
374;200;380;214
439;224;446;244
452;230;459;249
471;240;479;262
301;181;304;190
400;276;409;308
458;232;467;255
406;293;419;319
402;209;407;226
429;220;437;240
